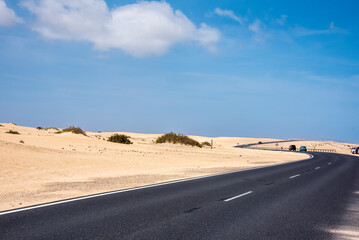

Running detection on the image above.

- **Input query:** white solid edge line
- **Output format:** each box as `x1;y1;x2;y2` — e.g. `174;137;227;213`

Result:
0;154;314;216
289;174;301;179
224;191;253;202
315;167;321;169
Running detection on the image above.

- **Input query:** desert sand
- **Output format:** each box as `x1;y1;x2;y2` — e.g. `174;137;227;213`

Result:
0;123;321;211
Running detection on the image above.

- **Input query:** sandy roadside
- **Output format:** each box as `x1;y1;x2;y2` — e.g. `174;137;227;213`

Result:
0;123;312;211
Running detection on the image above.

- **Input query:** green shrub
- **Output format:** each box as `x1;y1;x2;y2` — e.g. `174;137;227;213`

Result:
38;127;59;131
20;140;24;144
202;141;211;147
0;124;3;127
108;134;133;144
56;126;86;136
6;130;19;134
156;132;202;148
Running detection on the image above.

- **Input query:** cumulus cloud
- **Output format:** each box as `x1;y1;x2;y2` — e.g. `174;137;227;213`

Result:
213;8;244;24
20;0;220;57
0;0;23;26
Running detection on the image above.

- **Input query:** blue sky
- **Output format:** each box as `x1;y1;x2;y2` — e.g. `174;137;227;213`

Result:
0;0;358;143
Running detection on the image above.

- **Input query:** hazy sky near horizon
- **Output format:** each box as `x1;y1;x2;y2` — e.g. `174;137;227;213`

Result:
0;0;358;143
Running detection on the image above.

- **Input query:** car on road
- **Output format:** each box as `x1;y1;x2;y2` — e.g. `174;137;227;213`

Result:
352;147;359;154
299;146;307;151
289;145;296;151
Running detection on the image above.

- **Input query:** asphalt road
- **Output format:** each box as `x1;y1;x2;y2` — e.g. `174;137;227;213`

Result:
1;152;358;240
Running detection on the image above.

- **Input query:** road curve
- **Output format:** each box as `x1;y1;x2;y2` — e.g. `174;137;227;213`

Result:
1;152;358;239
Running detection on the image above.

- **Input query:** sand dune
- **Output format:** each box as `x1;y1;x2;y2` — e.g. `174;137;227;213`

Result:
0;123;324;211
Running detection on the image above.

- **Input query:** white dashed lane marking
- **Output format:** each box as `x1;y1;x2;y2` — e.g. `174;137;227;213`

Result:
224;191;253;202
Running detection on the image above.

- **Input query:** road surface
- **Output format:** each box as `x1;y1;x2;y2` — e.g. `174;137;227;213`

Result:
1;152;358;239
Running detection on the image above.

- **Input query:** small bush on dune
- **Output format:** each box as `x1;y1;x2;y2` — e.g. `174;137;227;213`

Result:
56;126;86;136
63;126;86;135
38;126;59;131
202;141;211;147
0;124;3;127
156;132;202;148
108;134;133;144
6;130;20;134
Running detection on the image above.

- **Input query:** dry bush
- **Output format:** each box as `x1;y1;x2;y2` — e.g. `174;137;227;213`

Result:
108;134;133;144
156;132;202;148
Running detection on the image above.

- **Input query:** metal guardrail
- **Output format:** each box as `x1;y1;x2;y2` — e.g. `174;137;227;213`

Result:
236;140;337;153
246;146;336;153
306;149;336;153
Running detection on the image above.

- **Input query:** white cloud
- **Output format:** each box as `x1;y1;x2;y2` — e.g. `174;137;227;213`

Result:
21;0;220;57
293;22;346;37
0;0;23;26
213;8;244;24
276;14;287;25
329;21;338;30
305;74;359;86
248;19;261;33
248;19;269;43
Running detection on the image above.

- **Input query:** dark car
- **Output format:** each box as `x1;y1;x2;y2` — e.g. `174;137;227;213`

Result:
289;145;296;151
299;146;307;151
